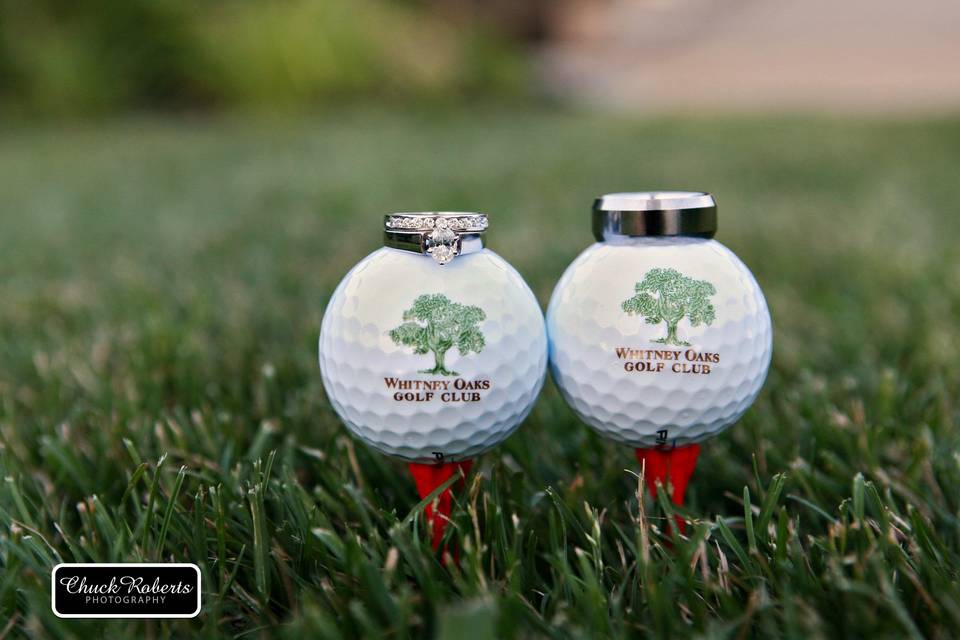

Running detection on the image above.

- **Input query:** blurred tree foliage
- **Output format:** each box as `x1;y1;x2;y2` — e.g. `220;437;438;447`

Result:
0;0;527;116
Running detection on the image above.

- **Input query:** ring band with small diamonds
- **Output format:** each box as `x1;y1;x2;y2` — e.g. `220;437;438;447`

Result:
383;212;488;265
385;213;488;233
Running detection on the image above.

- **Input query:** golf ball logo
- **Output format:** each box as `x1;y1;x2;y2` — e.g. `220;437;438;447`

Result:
617;268;721;376
621;268;716;347
385;293;493;404
389;293;486;376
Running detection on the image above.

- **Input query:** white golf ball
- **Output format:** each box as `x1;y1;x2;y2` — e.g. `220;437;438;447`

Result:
320;247;547;462
547;236;772;448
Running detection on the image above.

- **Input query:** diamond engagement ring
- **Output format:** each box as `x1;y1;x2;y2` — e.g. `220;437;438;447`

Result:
383;212;488;265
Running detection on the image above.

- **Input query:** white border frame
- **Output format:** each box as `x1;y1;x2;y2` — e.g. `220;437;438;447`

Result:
52;563;201;619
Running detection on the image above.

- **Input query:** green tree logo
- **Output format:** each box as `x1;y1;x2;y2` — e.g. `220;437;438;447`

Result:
621;268;716;346
389;294;486;376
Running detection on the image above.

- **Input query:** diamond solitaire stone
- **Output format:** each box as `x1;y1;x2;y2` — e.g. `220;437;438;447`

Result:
428;243;456;265
425;219;458;264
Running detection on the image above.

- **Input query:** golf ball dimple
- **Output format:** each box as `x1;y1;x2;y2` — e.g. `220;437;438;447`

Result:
547;237;772;448
320;247;547;462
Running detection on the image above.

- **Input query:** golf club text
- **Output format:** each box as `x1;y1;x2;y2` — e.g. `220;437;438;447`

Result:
615;347;719;375
384;377;491;402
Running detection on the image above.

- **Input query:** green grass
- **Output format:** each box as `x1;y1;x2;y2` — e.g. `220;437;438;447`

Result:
1;108;959;638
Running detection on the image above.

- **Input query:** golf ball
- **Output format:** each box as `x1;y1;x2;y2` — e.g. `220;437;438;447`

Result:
548;207;772;448
320;246;547;462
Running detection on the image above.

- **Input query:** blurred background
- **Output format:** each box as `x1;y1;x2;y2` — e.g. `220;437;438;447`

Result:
2;3;960;637
2;0;959;116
